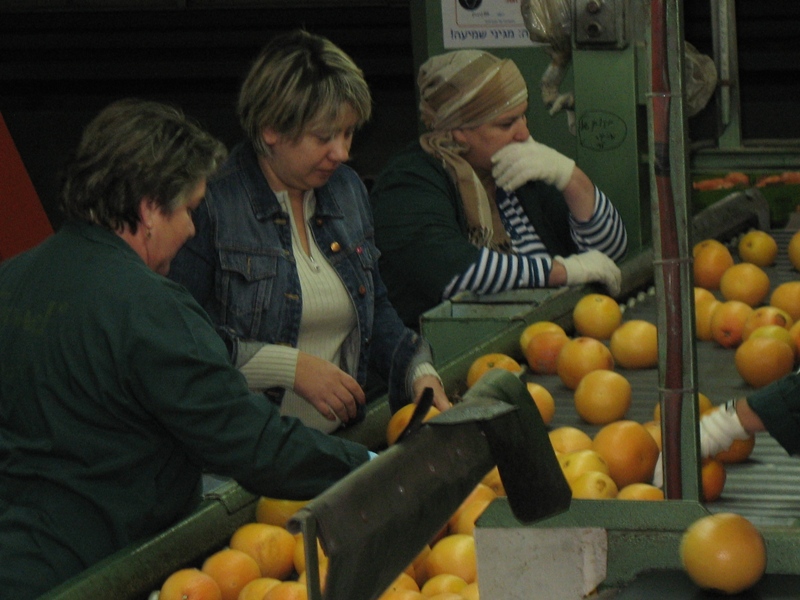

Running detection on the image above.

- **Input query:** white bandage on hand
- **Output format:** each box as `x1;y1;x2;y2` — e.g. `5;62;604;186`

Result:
555;250;622;297
699;400;749;458
491;136;576;192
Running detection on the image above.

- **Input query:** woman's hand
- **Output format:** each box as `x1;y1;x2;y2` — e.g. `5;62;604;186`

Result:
411;374;451;412
294;352;365;423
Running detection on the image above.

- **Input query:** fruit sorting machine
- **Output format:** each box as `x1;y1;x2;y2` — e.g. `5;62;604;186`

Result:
414;189;800;598
39;183;798;600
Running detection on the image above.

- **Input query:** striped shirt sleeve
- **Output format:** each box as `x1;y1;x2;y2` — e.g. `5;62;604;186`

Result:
569;187;628;261
442;248;552;299
442;186;626;300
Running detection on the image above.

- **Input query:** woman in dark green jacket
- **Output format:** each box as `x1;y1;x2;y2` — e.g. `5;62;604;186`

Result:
0;99;370;599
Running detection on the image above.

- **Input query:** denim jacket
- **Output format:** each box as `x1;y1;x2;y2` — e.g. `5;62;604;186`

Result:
169;142;432;415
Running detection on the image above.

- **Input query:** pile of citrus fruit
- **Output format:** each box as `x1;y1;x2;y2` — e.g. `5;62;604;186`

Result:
155;412;508;600
155;479;493;600
457;228;796;593
693;230;800;388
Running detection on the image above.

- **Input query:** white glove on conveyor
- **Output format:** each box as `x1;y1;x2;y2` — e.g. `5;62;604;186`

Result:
491;136;576;192
699;400;750;458
555;250;622;297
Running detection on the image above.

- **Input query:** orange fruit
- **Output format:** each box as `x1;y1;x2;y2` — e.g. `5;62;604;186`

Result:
738;230;778;267
292;532;327;575
788;319;800;357
693;238;725;257
296;560;329;594
160;569;222;600
573;369;632;425
569;471;618;499
609;320;658;369
411;545;432;588
715;433;756;464
460;582;480;600
680;512;766;594
447;483;497;533
709;300;754;348
201;548;261;600
421;574;468;596
465;353;521;388
387;402;442;446
693;240;734;290
238;578;283;600
256;496;310;529
642;420;662;452
229;522;297;581
788;230;800;271
719;262;771;307
592;420;660;489
519;321;566;354
526;382;555;425
425;594;465;600
701;458;727;502
694;286;716;306
452;498;492;535
616;482;664;500
425;534;477;584
572;293;622;340
746;324;795;354
523;330;570;374
735;336;794;387
480;465;506;497
559;448;610;484
556;337;615;390
770;281;800;322
377;592;424;600
382;572;420;594
549;426;593;454
653;392;713;421
263;581;308;600
694;297;721;341
742;305;793;340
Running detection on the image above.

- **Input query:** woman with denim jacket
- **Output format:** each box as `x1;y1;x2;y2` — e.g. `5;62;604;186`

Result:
169;30;449;433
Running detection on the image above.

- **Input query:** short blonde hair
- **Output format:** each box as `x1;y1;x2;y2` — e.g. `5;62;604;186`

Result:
238;30;372;156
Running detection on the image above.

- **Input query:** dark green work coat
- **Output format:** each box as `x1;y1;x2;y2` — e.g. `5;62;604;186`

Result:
0;221;368;598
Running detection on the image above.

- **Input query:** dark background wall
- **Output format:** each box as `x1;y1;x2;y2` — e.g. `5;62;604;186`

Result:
2;1;800;231
0;2;420;231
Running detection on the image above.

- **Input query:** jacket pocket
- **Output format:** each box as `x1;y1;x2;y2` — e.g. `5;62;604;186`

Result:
217;250;278;335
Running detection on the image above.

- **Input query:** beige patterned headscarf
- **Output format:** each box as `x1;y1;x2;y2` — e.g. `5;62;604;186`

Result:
418;50;528;250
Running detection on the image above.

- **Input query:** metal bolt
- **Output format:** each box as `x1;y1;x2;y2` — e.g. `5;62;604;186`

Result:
587;22;603;37
586;0;602;14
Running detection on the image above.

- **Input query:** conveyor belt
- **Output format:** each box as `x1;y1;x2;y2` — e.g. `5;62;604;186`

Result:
523;228;800;527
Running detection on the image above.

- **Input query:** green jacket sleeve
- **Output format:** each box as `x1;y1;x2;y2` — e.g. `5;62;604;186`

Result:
128;279;370;500
370;143;481;326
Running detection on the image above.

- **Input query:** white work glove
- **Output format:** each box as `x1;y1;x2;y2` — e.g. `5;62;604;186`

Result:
651;400;749;489
555;250;622;297
491;136;576;192
699;400;749;458
652;453;663;488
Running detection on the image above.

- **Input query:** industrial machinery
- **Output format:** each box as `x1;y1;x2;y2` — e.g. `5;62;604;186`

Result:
31;1;800;598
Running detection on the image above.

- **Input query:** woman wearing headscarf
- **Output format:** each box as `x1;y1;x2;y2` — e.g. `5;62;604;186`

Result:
169;30;449;434
370;50;628;329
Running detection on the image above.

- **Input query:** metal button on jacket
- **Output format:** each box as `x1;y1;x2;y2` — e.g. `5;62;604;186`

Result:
330;241;341;252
